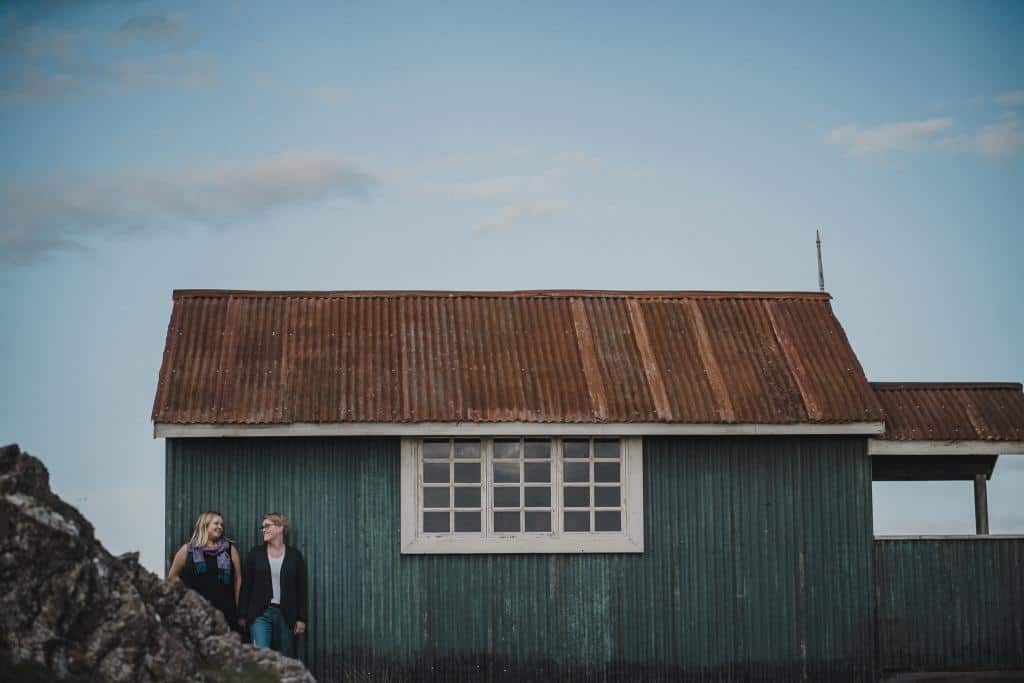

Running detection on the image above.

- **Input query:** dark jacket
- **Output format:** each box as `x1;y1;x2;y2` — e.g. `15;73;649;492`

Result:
238;544;308;628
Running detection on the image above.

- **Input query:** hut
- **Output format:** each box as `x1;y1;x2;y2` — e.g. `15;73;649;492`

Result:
152;289;1024;681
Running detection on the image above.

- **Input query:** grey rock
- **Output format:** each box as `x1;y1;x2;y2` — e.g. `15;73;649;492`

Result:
0;443;316;683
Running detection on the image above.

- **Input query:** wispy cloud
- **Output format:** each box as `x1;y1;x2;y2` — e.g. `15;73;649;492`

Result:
826;118;953;155
425;169;563;201
111;14;183;44
1;11;211;106
310;84;351;107
996;90;1024;107
105;52;218;90
975;114;1024;159
1;154;377;266
474;200;569;235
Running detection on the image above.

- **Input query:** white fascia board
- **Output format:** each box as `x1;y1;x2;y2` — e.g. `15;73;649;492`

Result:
401;534;644;555
155;421;885;439
869;440;1024;456
874;534;1024;541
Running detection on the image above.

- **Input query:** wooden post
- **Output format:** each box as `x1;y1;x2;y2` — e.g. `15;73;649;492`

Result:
974;474;989;535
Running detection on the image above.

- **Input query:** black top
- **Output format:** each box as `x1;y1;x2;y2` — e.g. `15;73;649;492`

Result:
238;544;308;628
181;545;239;631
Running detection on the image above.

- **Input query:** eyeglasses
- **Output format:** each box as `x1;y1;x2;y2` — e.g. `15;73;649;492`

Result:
259;523;278;531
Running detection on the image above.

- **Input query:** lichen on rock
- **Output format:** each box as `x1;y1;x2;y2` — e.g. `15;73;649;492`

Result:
0;443;316;683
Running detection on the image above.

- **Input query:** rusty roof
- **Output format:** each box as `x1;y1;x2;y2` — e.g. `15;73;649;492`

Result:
152;290;884;425
872;382;1024;441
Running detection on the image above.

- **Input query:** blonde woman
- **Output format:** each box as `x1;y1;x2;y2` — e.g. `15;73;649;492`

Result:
238;512;308;654
168;511;243;633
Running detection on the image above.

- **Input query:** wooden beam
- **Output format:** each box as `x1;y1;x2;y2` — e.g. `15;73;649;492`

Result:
974;474;989;535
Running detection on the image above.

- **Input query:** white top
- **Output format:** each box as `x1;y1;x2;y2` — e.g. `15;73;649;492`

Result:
269;549;285;604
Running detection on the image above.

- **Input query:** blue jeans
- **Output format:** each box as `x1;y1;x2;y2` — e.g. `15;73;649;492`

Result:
250;606;292;655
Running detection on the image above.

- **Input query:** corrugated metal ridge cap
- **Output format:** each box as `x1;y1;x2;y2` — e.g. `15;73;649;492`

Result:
171;289;833;301
872;382;1023;391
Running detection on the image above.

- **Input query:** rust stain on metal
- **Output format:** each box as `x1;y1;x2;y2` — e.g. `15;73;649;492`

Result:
683;299;736;422
766;301;823;420
626;299;673;420
153;290;885;425
570;297;609;420
873;382;1024;441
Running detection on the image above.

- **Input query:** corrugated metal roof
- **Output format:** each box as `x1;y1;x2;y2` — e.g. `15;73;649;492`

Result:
152;290;884;425
873;382;1024;441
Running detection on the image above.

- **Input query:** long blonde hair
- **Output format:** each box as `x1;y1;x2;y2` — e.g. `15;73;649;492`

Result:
189;511;224;547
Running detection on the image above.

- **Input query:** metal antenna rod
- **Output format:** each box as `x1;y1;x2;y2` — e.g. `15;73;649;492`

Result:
816;229;825;292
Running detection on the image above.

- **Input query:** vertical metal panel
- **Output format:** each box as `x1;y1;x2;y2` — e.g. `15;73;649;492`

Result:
167;435;875;681
875;538;1024;672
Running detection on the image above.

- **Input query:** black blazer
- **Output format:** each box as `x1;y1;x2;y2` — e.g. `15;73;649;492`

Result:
238;544;308;628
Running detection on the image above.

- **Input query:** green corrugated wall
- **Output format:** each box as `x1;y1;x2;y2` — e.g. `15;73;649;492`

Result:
166;435;876;682
875;538;1024;672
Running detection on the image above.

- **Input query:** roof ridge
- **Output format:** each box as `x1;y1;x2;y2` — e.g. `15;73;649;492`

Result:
871;381;1023;391
171;289;832;301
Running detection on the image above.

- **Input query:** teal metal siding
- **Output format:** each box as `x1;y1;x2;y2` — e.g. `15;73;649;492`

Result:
875;538;1024;672
166;436;875;682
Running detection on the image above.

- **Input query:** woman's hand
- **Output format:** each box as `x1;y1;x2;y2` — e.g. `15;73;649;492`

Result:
293;620;306;636
238;618;247;630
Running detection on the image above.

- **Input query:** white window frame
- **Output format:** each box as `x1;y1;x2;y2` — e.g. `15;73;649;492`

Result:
400;436;644;554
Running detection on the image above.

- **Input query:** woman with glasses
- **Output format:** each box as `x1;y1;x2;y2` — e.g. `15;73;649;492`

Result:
238;512;308;655
167;511;243;633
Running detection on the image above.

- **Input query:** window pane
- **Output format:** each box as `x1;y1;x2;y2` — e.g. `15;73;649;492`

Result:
423;512;449;533
494;439;520;459
494;511;520;533
524;439;551;459
594;486;621;507
563;462;589;482
564;439;589;459
454;511;481;532
524;487;551;508
454;439;480;459
564;486;590;507
594;462;620;483
594;439;620;459
423;462;449;483
493;487;520;508
595;511;621;532
454;487;480;508
423;487;449;508
524;462;550;483
454;462;480;483
423;440;449;459
525;511;551;532
494;462;520;483
564;511;590;532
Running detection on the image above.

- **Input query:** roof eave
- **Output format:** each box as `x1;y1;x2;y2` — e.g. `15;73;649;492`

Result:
155;421;886;439
869;439;1024;456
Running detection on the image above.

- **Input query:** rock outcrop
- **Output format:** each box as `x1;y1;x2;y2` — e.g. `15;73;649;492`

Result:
0;443;315;683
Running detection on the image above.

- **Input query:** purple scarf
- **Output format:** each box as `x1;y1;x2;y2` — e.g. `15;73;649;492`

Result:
189;539;231;585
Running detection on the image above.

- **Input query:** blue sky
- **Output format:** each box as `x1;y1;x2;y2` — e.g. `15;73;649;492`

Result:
1;1;1022;572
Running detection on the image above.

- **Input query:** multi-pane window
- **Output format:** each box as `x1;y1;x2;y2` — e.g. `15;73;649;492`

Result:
562;438;623;533
493;438;553;533
421;439;482;533
401;436;643;554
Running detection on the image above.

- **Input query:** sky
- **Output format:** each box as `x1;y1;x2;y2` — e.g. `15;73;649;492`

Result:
1;1;1022;574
